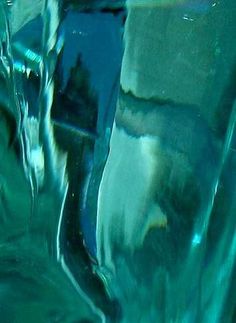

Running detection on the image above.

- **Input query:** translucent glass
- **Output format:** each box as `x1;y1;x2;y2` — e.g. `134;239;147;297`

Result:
0;0;235;322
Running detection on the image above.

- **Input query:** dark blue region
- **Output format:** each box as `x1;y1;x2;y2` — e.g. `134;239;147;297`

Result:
11;8;124;261
64;0;125;10
61;10;124;259
61;10;124;134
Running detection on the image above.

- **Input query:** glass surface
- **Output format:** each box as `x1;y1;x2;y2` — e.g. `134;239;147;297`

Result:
0;0;235;322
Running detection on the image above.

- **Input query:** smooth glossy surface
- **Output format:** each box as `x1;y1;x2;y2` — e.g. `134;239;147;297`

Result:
0;0;235;322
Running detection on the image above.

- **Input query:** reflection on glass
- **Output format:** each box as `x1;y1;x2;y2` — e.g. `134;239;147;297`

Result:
0;0;235;322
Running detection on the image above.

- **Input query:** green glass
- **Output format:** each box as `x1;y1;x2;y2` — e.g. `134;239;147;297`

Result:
0;0;235;322
96;0;236;322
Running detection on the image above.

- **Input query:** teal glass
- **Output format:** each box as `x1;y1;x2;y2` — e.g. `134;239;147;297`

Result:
0;0;235;322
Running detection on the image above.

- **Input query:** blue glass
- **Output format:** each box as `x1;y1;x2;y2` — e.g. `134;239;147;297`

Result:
0;0;235;322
